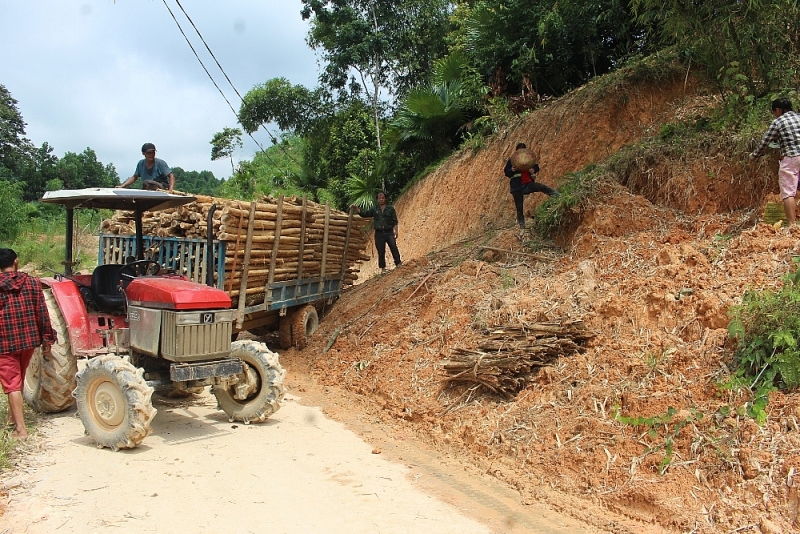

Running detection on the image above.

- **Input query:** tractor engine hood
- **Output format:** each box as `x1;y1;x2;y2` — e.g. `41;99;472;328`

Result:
126;277;232;310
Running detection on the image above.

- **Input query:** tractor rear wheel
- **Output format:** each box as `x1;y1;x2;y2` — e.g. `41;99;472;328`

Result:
74;355;156;451
23;289;77;412
213;340;285;423
290;305;319;350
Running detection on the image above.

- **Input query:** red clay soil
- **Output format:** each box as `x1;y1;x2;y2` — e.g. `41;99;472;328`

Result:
292;65;800;533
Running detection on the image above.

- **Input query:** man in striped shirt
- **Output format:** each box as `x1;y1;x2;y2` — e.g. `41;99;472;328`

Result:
751;98;800;224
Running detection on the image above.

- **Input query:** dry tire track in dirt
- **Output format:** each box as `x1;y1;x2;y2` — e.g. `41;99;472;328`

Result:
0;378;590;534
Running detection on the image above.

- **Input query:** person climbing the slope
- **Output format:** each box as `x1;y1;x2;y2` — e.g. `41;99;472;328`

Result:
503;142;559;228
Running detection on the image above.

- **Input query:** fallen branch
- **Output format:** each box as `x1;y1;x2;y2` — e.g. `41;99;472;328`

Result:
404;268;438;302
323;326;342;353
479;246;554;262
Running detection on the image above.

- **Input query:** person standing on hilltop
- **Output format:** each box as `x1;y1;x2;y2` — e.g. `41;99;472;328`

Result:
116;143;176;193
750;98;800;225
503;142;559;228
0;248;56;440
351;192;402;272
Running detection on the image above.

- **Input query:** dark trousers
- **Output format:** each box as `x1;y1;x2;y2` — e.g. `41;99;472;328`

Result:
512;181;558;224
142;180;167;190
374;230;401;269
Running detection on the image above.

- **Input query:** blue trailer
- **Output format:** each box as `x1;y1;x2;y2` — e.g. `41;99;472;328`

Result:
100;194;359;349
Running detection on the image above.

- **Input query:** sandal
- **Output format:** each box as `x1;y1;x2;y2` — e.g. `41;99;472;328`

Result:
10;431;28;441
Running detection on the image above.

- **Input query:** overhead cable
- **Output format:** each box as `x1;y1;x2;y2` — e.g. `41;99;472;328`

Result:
160;0;282;169
165;0;307;174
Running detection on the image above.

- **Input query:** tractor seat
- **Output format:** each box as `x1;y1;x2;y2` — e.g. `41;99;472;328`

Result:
91;264;127;311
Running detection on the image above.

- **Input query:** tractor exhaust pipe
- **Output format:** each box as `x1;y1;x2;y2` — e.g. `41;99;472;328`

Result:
206;204;218;287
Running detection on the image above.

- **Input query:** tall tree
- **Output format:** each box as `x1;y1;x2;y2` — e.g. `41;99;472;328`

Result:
210;127;243;174
300;0;452;150
0;84;34;178
56;148;118;190
238;78;328;137
18;142;59;201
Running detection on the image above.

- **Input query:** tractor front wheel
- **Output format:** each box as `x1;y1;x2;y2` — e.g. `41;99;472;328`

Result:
23;289;77;412
213;340;285;424
74;355;156;451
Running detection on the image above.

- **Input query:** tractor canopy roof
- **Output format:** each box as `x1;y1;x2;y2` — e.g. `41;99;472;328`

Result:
41;188;195;212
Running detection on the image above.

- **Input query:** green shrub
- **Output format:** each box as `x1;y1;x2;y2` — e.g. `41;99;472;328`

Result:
532;164;602;235
3;209;103;272
0;180;26;240
728;259;800;391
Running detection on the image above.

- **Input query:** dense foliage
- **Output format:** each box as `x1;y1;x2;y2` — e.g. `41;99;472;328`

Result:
632;0;800;103
216;0;800;211
451;0;652;96
729;264;800;392
172;167;222;196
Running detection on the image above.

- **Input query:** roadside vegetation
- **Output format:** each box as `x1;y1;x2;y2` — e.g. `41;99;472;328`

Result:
0;396;41;470
3;0;800;475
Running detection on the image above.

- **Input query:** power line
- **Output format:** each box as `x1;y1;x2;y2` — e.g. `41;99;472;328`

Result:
159;2;285;177
160;0;238;126
175;0;280;143
164;0;307;175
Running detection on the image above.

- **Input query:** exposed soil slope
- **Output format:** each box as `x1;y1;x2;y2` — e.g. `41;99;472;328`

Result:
309;64;800;533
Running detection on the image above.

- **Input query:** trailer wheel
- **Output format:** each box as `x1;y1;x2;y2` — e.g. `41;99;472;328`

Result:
291;305;319;350
213;340;285;423
74;355;156;451
277;317;293;350
23;289;77;413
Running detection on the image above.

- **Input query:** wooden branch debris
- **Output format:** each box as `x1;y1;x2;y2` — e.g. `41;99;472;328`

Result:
479;246;554;262
441;320;594;400
403;268;438;302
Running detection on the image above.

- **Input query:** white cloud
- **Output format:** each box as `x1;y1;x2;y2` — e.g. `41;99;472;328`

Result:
0;0;319;183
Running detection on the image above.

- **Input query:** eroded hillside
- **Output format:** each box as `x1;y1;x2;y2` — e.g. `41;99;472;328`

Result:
294;63;800;533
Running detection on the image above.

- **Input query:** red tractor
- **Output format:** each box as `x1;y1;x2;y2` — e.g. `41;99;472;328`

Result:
23;188;285;450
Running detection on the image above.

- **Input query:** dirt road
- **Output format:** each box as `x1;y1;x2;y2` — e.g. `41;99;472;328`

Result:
0;381;590;534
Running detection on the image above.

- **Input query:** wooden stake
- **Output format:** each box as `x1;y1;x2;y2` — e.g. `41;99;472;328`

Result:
236;201;257;328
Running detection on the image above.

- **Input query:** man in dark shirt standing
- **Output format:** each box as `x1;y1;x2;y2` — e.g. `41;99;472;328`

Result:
0;248;56;440
352;192;402;272
116;142;176;193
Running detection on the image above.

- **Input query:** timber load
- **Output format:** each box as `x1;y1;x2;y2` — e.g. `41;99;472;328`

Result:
101;193;372;306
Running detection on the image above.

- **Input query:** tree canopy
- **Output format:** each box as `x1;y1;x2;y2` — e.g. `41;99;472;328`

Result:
218;0;800;210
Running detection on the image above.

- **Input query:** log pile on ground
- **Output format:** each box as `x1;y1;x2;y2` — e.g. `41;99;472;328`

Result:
101;193;373;305
441;320;594;399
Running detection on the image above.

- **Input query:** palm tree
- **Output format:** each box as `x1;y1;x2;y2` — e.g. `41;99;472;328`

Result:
388;53;472;154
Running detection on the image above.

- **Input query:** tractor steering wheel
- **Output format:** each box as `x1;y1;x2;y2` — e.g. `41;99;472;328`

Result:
120;260;162;283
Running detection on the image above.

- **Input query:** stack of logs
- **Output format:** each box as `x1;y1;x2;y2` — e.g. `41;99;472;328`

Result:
441;320;594;399
101;194;372;305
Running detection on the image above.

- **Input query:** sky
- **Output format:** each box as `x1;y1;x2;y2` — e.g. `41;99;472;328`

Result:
0;0;320;182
